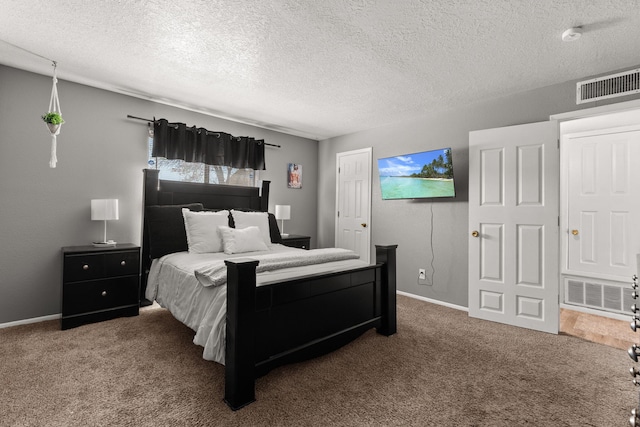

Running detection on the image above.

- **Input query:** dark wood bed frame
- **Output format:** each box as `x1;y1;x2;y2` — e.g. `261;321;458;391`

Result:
141;169;397;410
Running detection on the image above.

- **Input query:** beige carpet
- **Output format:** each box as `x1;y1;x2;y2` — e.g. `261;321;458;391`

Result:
0;295;634;426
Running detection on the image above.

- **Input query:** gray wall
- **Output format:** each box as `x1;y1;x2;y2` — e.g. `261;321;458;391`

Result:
0;65;318;324
317;68;640;308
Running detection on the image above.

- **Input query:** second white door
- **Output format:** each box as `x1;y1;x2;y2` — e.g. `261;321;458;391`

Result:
564;125;640;281
336;148;372;264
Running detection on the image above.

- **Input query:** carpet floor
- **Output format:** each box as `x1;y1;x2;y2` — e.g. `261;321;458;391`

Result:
0;295;634;426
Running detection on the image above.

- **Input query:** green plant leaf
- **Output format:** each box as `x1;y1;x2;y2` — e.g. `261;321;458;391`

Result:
41;112;64;124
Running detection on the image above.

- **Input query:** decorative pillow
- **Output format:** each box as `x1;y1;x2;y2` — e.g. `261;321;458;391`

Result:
145;203;204;258
218;225;269;254
228;209;282;244
182;209;230;253
230;210;272;247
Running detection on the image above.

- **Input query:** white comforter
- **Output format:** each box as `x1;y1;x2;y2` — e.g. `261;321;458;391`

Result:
146;244;367;364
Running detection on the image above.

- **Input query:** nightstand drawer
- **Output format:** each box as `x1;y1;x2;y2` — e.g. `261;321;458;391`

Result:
281;235;311;250
284;239;308;249
63;253;106;282
105;251;139;276
63;276;139;315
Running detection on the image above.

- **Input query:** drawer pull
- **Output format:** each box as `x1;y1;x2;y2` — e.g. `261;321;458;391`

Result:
82;264;89;270
101;291;107;297
120;260;126;266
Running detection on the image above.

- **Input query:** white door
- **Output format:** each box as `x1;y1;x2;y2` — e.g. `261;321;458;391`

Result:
336;148;372;264
564;126;640;281
469;121;559;334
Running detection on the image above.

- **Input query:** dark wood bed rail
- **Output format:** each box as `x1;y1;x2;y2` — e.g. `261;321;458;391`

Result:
223;244;398;410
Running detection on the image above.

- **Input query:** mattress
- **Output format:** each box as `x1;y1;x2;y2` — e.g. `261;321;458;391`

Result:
146;244;367;363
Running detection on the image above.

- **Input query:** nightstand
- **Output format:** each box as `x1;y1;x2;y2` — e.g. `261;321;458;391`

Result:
61;243;140;330
281;234;311;250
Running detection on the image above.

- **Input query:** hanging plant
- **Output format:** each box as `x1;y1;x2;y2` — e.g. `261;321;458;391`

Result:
42;112;64;134
41;112;64;124
44;61;63;168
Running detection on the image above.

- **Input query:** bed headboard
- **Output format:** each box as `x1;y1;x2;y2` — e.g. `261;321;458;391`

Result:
140;168;271;304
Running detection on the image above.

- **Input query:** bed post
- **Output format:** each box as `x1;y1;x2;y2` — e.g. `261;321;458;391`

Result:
375;245;397;336
260;180;270;212
140;169;160;306
224;258;260;410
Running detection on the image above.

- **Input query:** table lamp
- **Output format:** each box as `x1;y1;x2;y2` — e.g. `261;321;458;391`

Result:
275;205;291;237
91;199;119;246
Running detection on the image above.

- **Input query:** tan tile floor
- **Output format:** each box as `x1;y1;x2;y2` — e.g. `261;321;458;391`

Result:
560;308;637;350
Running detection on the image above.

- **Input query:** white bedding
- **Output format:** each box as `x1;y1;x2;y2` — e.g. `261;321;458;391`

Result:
146;244;367;364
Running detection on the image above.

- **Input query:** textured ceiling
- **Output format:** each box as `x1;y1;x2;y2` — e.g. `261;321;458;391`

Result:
1;0;639;140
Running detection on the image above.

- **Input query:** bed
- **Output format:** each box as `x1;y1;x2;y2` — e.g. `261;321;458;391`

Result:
141;169;397;410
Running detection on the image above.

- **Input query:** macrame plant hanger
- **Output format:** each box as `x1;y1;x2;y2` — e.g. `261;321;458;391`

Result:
46;61;62;168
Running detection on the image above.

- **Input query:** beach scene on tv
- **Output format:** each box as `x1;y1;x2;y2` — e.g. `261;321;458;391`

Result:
377;148;455;199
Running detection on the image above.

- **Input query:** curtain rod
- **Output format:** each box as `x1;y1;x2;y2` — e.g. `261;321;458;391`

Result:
126;115;281;148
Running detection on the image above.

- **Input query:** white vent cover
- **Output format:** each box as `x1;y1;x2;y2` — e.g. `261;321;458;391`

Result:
576;68;640;104
564;277;632;315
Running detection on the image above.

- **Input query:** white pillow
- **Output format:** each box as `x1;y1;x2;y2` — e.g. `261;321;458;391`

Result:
230;210;272;246
182;209;229;253
218;225;269;254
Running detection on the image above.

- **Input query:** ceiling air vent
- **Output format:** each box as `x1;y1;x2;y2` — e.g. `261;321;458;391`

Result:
576;68;640;104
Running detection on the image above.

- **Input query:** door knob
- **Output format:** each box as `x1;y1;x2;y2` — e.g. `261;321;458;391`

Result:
361;223;367;228
471;231;479;237
571;229;579;236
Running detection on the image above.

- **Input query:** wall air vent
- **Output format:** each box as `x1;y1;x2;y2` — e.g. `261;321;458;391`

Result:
564;276;632;315
576;68;640;104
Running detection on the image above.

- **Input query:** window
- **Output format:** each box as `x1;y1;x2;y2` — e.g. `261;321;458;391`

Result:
147;137;258;186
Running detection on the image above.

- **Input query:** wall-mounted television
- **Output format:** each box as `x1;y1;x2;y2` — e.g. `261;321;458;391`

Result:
377;148;455;200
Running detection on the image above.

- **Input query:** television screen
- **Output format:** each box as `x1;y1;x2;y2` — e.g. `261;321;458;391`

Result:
377;148;455;200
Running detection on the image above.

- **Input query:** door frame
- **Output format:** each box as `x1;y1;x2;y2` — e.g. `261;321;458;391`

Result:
552;99;640;319
335;147;372;264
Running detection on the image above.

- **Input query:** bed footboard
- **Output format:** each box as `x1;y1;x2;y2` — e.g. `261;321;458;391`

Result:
223;244;397;410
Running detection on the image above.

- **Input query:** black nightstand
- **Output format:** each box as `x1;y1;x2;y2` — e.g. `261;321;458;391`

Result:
61;243;140;330
281;234;311;250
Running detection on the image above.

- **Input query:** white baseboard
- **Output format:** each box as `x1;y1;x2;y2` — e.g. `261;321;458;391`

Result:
0;313;61;329
397;290;468;312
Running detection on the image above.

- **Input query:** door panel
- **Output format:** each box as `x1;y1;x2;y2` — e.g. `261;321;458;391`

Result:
480;224;503;282
517;145;543;206
469;121;559;334
517;225;542;286
480;148;504;206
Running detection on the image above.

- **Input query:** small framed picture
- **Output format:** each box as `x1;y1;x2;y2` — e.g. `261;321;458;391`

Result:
287;163;302;189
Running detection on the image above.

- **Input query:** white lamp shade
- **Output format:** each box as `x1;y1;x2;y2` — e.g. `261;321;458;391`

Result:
275;205;291;220
91;199;119;221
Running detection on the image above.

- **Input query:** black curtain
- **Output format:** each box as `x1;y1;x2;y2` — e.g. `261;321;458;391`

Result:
152;118;266;170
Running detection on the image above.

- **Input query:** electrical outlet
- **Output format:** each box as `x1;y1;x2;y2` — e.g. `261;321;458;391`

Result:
418;269;426;280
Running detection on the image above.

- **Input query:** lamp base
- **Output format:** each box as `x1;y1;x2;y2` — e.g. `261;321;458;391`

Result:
280;233;289;238
92;240;116;247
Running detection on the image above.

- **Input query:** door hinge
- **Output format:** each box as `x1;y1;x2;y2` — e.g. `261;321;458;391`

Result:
557;139;560;149
337;211;340;218
558;216;560;227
